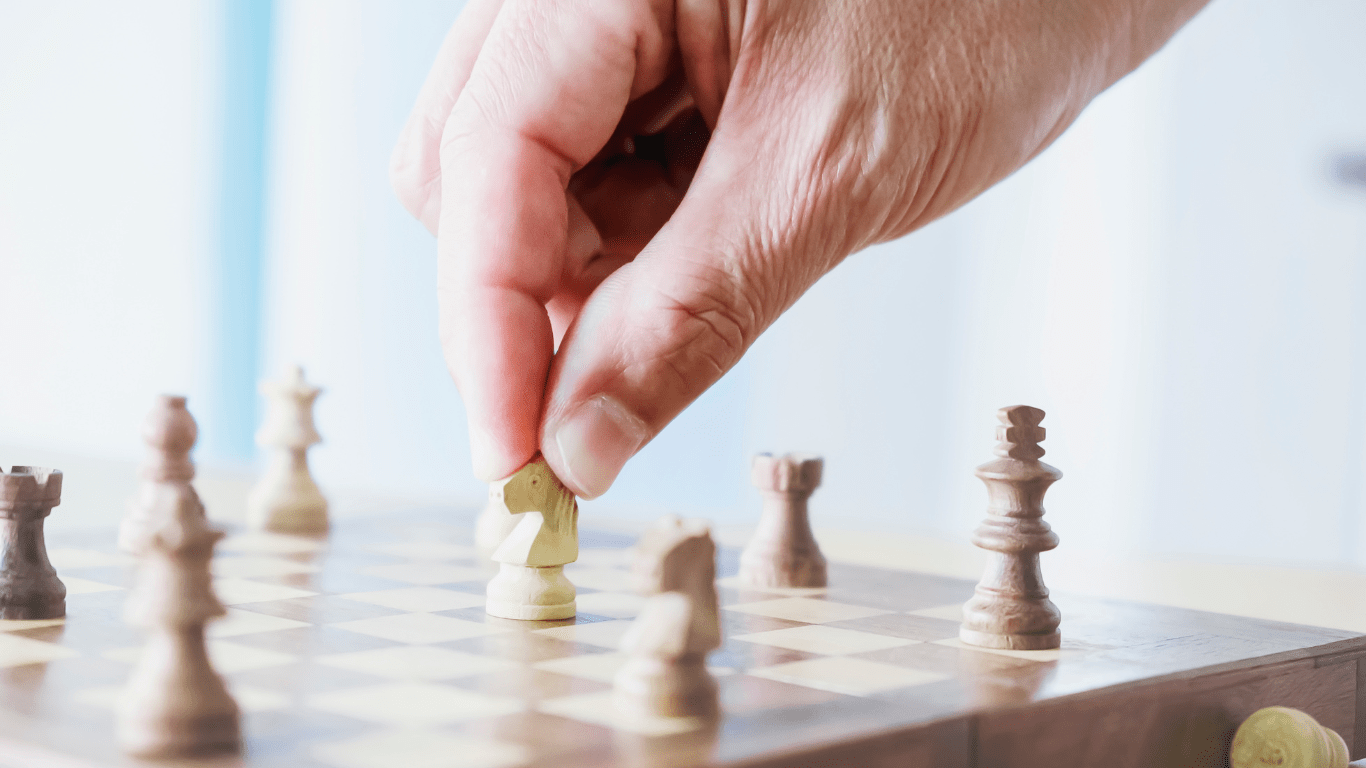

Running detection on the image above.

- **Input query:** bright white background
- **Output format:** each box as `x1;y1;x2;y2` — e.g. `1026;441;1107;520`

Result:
2;0;1364;570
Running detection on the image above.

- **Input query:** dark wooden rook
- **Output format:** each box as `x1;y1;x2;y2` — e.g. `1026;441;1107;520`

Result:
739;453;828;589
0;466;65;620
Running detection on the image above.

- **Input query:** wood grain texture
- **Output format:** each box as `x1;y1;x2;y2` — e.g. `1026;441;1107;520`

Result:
977;658;1356;768
961;406;1063;651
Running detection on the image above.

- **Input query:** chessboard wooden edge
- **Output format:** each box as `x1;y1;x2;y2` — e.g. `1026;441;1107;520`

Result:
975;643;1366;768
733;637;1366;768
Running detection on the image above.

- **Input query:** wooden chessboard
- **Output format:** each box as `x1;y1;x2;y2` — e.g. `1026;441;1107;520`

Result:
1;506;1363;768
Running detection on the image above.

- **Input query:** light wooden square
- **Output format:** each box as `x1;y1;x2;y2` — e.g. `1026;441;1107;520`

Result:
212;555;320;579
338;587;485;613
330;613;508;644
309;728;529;768
47;549;130;569
306;683;522;725
213;578;317;605
533;651;628;683
365;542;479;561
532;619;635;650
361;563;487;586
0;634;78;667
539;691;708;736
208;607;310;638
724;598;892;624
317;646;517;681
103;641;296;674
219;532;326;555
908;604;964;621
718;576;829;597
573;592;647;619
61;577;123;595
733;625;919;655
748;657;950;696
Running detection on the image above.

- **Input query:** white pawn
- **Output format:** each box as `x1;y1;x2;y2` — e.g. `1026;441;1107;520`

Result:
247;366;328;534
484;457;578;620
118;400;239;758
615;516;721;719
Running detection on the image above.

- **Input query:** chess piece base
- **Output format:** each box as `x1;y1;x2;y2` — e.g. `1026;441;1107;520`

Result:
117;627;240;758
246;463;329;534
485;563;576;621
614;655;718;719
247;501;329;535
118;711;240;759
0;595;64;620
737;548;827;589
958;626;1061;651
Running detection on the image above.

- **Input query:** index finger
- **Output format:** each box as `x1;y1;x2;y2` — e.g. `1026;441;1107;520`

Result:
437;0;674;481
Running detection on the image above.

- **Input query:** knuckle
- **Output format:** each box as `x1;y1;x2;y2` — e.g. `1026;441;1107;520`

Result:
642;260;762;389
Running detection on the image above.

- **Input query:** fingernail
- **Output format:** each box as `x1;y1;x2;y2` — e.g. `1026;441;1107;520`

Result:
469;425;501;481
552;395;649;499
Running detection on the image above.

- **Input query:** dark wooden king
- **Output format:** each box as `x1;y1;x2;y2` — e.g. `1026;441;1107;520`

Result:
960;405;1063;650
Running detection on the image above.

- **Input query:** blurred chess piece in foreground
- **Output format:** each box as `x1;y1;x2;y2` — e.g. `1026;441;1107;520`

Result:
615;516;721;719
1229;706;1347;768
117;396;239;758
247;366;328;534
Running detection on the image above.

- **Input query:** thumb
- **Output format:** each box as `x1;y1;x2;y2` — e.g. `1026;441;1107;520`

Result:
539;130;829;499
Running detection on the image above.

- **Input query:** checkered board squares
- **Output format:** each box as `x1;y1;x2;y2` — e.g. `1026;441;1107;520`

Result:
0;505;1361;768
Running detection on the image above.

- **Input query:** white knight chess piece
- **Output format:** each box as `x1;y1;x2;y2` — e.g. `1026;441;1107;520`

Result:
484;457;579;620
614;516;721;719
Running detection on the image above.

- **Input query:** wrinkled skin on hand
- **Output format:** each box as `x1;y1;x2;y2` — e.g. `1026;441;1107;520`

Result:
390;0;1207;498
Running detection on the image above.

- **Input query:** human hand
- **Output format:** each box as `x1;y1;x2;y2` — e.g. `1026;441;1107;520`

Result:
391;0;1206;498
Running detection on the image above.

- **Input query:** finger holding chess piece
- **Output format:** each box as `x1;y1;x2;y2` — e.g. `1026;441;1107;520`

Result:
484;457;579;620
0;467;65;619
739;453;827;589
247;366;328;534
960;405;1063;651
1230;707;1348;768
614;516;722;719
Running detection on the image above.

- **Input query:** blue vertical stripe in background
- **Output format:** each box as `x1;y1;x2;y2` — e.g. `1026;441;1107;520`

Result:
210;0;273;461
